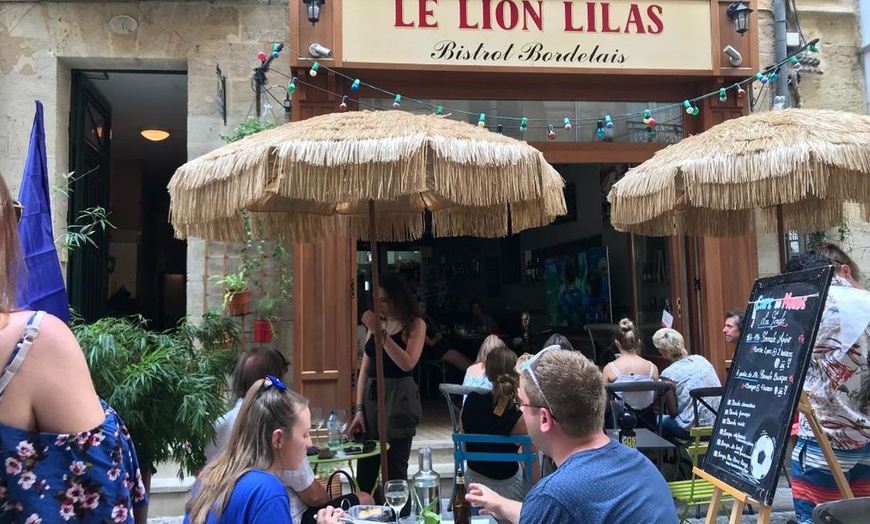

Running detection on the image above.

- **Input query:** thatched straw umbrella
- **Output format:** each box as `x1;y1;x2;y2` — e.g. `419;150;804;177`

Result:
607;108;870;239
168;110;566;485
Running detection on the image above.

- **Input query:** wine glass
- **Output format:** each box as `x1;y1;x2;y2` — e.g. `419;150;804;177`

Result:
310;407;324;445
336;409;349;439
384;479;409;524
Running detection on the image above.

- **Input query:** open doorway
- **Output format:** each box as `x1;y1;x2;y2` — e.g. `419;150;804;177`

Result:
68;71;187;328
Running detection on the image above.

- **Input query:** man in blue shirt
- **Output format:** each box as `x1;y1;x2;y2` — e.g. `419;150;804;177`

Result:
466;347;678;524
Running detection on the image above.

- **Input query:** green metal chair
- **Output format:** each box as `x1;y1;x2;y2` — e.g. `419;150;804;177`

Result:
667;426;731;523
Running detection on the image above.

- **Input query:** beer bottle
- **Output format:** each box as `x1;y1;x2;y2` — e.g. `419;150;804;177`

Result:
451;469;471;524
617;409;637;449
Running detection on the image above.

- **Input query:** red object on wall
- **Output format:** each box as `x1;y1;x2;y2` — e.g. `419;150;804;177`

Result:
253;320;274;343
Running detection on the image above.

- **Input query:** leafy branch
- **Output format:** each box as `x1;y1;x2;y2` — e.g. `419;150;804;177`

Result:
61;206;116;251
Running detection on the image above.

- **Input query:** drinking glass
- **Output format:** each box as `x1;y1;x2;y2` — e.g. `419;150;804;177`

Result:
336;409;349;437
384;479;409;524
310;407;324;444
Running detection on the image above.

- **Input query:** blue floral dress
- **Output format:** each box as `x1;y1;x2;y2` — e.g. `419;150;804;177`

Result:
0;311;147;523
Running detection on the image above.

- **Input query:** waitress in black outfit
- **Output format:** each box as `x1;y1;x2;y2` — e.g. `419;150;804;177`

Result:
348;274;425;500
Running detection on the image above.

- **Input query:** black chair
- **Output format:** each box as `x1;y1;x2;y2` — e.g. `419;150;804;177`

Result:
605;381;673;435
689;386;723;421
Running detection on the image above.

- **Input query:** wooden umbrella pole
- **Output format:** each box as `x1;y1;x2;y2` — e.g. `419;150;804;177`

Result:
368;199;390;495
776;204;788;271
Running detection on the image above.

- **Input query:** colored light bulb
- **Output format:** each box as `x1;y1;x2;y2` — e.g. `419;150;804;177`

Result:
684;100;692;114
736;85;746;99
605;115;613;129
435;106;443;115
520;117;528;132
644;109;652;119
287;77;298;94
563;117;572;131
393;94;401;109
692;106;700;116
790;56;799;65
478;113;486;127
351;79;360;92
258;51;267;62
310;62;320;77
596;120;605;138
547;124;556;140
340;95;349;112
719;88;727;102
647;117;656;127
756;72;767;84
808;43;819;53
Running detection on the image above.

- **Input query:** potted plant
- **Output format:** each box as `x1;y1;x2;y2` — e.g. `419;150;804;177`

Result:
213;267;250;316
254;295;279;343
72;310;241;518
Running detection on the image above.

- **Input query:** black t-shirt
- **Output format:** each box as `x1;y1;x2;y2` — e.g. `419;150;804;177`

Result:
460;391;522;480
365;332;412;378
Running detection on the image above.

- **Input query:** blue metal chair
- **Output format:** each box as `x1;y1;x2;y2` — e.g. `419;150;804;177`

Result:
452;433;536;482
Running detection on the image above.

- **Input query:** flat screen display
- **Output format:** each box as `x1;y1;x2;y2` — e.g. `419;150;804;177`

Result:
544;246;612;328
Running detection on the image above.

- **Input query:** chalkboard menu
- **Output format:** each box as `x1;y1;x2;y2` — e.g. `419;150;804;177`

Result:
703;266;834;505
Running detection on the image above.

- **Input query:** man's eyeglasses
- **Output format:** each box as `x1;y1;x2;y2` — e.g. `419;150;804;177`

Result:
518;345;560;419
12;200;23;225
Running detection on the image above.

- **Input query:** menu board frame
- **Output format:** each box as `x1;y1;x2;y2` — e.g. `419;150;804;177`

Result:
703;266;834;505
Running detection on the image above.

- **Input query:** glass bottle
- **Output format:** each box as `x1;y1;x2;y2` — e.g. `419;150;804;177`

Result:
326;410;341;448
450;469;471;524
413;447;441;522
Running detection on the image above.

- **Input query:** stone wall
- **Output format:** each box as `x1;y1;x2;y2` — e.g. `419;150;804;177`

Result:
0;0;292;322
754;0;869;280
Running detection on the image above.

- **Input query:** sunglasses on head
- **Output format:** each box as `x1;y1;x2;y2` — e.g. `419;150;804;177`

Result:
12;200;23;224
518;345;561;419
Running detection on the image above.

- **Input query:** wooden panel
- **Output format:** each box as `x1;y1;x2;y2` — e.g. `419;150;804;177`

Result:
292;82;356;410
293;236;356;411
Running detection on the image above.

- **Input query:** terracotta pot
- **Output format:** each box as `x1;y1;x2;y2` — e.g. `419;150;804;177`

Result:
226;288;251;316
253;320;274;343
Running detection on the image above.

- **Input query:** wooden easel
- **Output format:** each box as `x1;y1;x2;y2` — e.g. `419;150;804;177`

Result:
697;392;853;524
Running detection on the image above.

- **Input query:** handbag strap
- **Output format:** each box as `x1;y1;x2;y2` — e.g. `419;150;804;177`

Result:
326;469;355;499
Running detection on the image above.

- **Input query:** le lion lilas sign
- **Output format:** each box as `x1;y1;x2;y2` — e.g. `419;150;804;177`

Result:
341;0;713;71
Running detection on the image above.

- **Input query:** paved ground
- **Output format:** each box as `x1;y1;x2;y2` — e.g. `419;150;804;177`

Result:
682;475;797;524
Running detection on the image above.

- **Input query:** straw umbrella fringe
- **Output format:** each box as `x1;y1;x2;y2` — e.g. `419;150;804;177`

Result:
607;108;870;236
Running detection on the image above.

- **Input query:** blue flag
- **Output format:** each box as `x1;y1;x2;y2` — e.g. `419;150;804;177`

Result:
16;101;70;321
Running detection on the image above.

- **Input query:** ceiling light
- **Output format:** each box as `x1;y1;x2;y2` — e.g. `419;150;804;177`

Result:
141;129;170;142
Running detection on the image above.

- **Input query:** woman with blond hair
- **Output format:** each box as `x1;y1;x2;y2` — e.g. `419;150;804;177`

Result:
185;375;311;523
0;174;147;523
462;334;507;392
654;328;720;443
602;319;660;409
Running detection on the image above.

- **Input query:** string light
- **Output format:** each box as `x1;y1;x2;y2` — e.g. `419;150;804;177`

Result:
478;113;486;127
497;124;503;134
547;124;556;140
258;51;267;62
596;120;606;138
248;38;819;135
719;88;727;102
272;43;282;59
283;92;291;113
340;95;349;111
393;94;402;108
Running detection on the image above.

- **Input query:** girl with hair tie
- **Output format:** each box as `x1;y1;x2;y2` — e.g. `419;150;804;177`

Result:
185;375;311;524
460;346;535;519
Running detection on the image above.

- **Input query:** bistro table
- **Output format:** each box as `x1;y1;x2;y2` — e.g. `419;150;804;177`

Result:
308;441;389;494
606;428;675;470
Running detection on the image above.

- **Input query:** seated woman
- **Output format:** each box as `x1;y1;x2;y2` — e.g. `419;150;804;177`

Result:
462;335;506;392
468;299;500;335
185;375;310;524
461;346;534;514
419;301;471;373
653;328;721;443
601;319;660;428
543;333;575;351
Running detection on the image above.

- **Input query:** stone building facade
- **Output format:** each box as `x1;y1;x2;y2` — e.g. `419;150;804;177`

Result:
754;0;869;278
